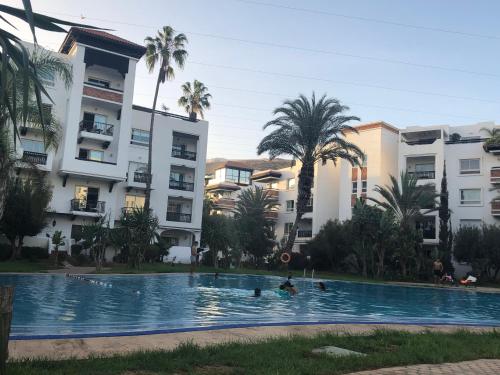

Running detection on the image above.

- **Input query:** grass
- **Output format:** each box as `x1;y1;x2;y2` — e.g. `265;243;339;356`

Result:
9;330;500;374
0;260;58;273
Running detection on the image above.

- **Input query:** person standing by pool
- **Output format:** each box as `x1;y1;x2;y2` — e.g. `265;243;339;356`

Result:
190;241;198;273
432;259;443;284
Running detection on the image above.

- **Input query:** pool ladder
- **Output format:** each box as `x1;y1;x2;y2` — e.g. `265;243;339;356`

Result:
303;268;315;279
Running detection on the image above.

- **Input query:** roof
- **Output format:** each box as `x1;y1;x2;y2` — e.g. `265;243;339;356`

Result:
346;121;399;135
132;105;197;122
59;28;146;59
251;169;282;180
209;160;254;172
205;158;292;175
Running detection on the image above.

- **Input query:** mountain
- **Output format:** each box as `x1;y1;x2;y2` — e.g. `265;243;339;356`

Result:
206;158;293;174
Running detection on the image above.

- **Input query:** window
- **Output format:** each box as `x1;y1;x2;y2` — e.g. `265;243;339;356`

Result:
460;219;482;228
39;69;55;87
164;237;179;246
416;216;436;239
269;182;278;189
131;129;150;145
284;222;294;235
239;170;251;185
88;77;110;88
352;181;358;194
287;178;296;189
460;189;481;205
170;172;183;182
361;181;367;193
168;202;182;213
78;148;104;162
460;159;480;175
225;168;239;183
415;163;434;172
286;200;294;212
70;225;83;240
125;194;145;209
21;139;44;153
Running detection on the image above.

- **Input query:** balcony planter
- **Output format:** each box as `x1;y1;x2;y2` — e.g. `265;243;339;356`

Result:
483;138;500;153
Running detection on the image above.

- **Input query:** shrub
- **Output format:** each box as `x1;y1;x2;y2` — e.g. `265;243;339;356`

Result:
70;244;82;256
21;246;49;261
0;243;11;261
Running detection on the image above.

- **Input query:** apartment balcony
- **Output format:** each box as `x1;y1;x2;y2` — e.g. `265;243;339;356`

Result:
133;171;150;183
264;188;279;200
264;211;278;221
408;171;436;180
492;200;500;216
70;199;105;217
78;120;114;148
83;82;123;104
213;197;236;210
171;148;196;161
491;167;500;184
166;212;192;223
169;179;194;191
21;151;48;165
252;169;282;183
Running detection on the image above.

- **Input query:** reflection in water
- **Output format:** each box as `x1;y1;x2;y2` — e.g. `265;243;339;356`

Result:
1;274;499;337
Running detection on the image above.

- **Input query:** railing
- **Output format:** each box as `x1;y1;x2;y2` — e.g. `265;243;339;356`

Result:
491;168;500;184
264;188;279;199
171;148;196;161
297;230;312;238
79;120;114;136
22;151;47;165
264;211;278;220
133;171;151;183
166;212;192;222
492;201;500;215
169;179;194;191
214;198;235;209
70;199;105;213
121;206;150;215
84;81;123;92
408;171;436;180
404;138;437;145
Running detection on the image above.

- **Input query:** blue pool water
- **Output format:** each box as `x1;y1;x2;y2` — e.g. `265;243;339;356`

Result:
1;273;500;338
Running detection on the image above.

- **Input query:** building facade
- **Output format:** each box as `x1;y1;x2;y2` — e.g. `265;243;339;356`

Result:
205;121;500;258
17;28;208;260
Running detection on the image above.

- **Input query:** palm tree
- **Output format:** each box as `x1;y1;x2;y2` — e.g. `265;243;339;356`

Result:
143;27;188;211
234;186;279;266
369;171;439;276
257;93;364;254
177;80;211;120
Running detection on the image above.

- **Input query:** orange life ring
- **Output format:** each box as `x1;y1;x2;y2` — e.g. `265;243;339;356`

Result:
280;253;291;264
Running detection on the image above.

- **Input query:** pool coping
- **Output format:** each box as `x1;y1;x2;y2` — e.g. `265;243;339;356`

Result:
10;320;500;341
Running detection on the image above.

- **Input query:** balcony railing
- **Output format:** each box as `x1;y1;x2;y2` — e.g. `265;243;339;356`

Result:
171;148;196;161
169;179;194;191
213;198;235;209
264;211;278;220
297;230;312;238
79;120;114;136
70;199;105;213
167;212;192;222
22;151;47;165
492;200;500;216
264;188;279;200
408;171;435;180
133;171;151;183
404;138;437;145
491;168;500;184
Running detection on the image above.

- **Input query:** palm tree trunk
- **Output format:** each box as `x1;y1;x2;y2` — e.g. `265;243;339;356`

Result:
377;248;385;278
144;72;162;211
284;161;314;254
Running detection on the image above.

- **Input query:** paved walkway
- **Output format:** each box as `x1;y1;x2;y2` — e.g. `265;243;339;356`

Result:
9;324;495;361
346;359;500;374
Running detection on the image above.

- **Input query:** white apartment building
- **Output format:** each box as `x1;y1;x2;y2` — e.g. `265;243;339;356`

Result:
16;28;208;260
206;121;500;259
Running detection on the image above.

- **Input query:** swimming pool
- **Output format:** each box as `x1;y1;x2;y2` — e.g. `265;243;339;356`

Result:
2;273;500;339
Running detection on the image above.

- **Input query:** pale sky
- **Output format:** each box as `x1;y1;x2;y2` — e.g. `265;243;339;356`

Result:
4;0;500;159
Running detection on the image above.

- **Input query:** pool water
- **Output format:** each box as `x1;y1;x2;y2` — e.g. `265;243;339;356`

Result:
2;273;500;338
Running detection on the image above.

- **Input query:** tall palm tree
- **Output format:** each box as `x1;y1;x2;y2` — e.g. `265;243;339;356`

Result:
177;80;211;120
143;27;188;211
257;93;364;254
369;171;439;275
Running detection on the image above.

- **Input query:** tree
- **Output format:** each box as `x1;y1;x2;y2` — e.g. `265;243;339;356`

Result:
308;220;352;272
438;161;454;274
481;225;500;280
0;174;52;259
372;210;397;278
234;186;279;266
81;216;111;272
119;208;160;269
454;225;484;277
257;93;364;254
51;230;65;266
143;26;188;211
370;172;439;276
177;80;211;120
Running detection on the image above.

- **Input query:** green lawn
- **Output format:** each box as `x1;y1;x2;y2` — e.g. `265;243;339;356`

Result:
0;260;57;273
10;330;500;375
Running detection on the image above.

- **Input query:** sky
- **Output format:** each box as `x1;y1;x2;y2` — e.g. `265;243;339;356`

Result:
3;0;500;159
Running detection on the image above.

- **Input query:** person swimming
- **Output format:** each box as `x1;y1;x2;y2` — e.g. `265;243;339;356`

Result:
317;282;326;291
280;283;297;295
254;288;261;297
